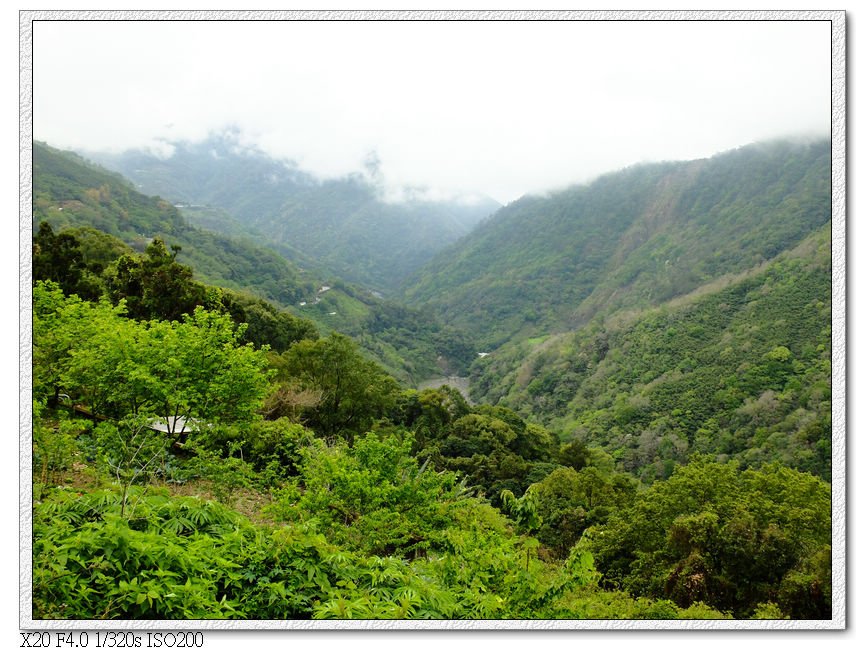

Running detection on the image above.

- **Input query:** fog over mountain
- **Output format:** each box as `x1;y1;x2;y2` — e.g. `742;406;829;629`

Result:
25;12;844;626
33;19;829;204
85;132;500;292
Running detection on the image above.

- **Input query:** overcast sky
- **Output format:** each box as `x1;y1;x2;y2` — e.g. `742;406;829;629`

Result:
32;17;831;204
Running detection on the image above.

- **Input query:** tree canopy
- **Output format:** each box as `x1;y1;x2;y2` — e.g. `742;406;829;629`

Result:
35;281;271;443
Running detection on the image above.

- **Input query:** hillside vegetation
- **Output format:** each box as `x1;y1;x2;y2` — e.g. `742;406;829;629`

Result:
402;139;830;350
89;133;499;292
33;142;475;383
33;277;829;620
471;225;831;483
31;136;834;622
34;142;313;306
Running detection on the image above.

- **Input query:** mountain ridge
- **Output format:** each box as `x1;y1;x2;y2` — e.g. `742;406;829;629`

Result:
84;133;500;292
32;141;477;384
400;138;830;349
468;222;831;482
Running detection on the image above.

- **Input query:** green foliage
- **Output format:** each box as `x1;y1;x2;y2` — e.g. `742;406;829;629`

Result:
66;225;134;270
499;487;541;533
390;386;471;451
581;457;832;618
106;238;207;322
32;221;102;300
500;487;542;571
32;281;128;408
752;602;789;620
559;438;590;470
181;446;258;505
179;418;318;497
31;418;766;620
403;139;829;350
33;488;248;619
478;225;831;482
34;470;602;620
30;138;832;623
359;301;477;376
218;290;318;352
548;587;731;620
258;432;620;619
244;419;317;482
34;223;318;355
34;283;272;444
400;396;558;506
139;309;273;439
33;141;477;385
33;141;310;308
267;432;471;558
273;333;400;441
34;143;184;239
530;466;637;558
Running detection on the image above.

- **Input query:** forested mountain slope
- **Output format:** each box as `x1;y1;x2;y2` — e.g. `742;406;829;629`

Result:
33;141;314;306
401;139;830;350
31;137;834;621
88;133;499;292
32;142;476;383
33;279;831;621
472;224;831;482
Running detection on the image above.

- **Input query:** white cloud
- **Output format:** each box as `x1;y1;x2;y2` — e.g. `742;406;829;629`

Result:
32;17;830;203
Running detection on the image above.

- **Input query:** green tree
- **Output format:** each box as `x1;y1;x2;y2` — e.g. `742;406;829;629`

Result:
41;285;271;444
33;221;87;297
416;409;558;506
531;466;637;559
500;487;542;570
218;290;318;352
582;456;831;618
107;238;207;321
390;386;470;453
140;309;272;443
268;432;478;559
559;439;590;470
33;281;129;408
274;333;399;442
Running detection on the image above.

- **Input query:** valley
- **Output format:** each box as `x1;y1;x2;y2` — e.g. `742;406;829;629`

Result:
417;375;473;403
30;135;834;621
87;133;500;294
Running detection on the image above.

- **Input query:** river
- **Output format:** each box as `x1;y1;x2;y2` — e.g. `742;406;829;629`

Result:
417;376;473;404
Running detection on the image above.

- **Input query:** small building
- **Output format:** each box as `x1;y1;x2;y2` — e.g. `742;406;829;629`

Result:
148;415;197;435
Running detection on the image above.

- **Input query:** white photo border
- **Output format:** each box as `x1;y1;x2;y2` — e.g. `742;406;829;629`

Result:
19;8;847;631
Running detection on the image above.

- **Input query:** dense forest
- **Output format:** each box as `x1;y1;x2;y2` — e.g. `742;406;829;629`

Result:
402;139;830;350
30;138;834;621
470;225;832;483
33;142;475;384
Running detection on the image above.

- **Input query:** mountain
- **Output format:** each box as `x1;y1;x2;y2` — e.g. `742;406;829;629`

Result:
86;133;500;292
472;224;832;482
393;138;832;481
32;141;476;384
401;139;831;350
33;137;832;479
31;137;834;623
33;141;314;306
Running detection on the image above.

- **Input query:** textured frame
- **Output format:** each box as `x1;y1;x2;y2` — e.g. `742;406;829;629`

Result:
19;9;847;631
